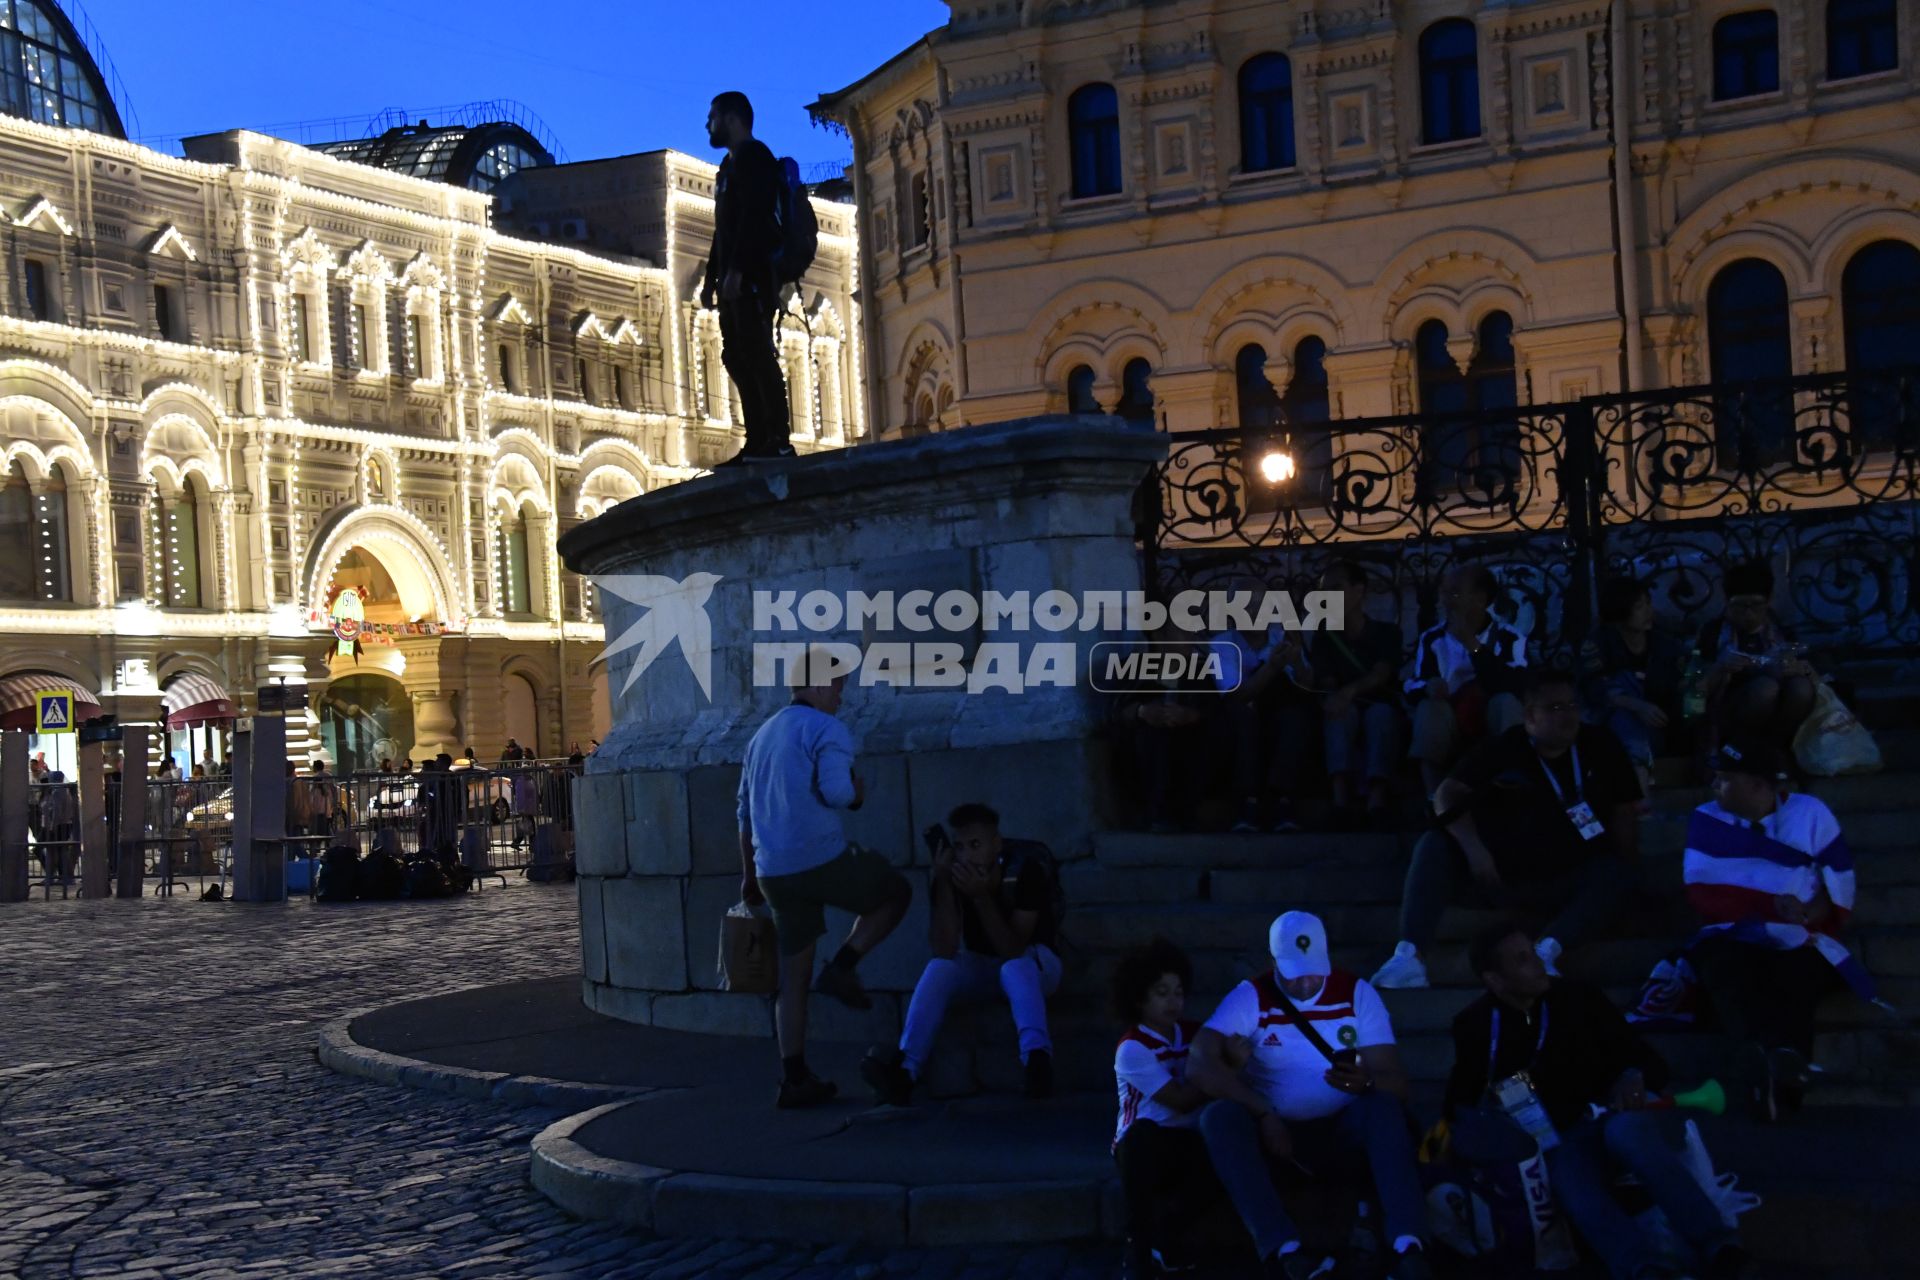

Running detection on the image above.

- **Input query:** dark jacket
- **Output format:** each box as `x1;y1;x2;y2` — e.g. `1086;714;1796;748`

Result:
706;139;783;297
1579;623;1684;714
1444;979;1670;1132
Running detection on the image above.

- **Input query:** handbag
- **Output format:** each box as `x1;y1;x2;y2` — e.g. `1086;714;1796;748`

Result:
716;900;778;994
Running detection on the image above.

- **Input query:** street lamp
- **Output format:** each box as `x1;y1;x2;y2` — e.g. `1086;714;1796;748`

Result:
1259;448;1296;485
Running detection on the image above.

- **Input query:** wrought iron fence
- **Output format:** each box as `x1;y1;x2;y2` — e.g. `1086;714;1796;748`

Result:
1143;367;1920;667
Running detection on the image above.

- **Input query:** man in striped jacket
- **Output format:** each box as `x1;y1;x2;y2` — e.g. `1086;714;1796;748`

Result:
1683;737;1872;1119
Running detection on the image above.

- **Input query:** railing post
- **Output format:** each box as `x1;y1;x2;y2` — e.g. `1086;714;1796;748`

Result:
1562;399;1601;653
116;724;149;899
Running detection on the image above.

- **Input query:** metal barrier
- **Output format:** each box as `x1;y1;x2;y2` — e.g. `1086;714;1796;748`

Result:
138;775;234;897
27;778;79;899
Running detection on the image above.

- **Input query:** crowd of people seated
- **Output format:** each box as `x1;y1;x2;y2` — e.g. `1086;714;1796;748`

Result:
1114;557;1837;834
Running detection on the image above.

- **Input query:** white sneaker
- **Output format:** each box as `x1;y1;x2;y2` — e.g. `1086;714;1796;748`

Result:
1371;941;1429;989
1536;937;1563;977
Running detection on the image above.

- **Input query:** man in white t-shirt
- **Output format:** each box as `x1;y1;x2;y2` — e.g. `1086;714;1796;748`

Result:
1189;911;1432;1280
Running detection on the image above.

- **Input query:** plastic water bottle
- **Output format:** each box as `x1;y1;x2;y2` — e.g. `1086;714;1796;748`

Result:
1681;647;1707;720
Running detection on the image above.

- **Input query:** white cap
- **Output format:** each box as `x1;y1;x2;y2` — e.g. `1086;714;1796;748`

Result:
1270;910;1330;980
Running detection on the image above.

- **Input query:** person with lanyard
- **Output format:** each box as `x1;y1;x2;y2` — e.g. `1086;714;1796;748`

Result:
1447;921;1751;1280
1374;666;1642;989
1189;911;1433;1280
1306;558;1406;829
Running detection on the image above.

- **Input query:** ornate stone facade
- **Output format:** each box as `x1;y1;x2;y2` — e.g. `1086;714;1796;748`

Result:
0;114;858;768
814;0;1920;437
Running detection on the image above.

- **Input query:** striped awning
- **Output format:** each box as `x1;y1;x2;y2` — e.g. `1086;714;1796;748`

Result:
0;674;102;732
162;672;236;729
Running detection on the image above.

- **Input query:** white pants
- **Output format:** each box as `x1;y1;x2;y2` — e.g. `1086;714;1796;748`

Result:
898;944;1062;1077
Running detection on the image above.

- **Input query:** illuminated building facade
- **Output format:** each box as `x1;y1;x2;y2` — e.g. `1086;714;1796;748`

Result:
0;1;859;771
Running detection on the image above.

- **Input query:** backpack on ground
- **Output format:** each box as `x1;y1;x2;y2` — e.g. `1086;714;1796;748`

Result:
358;849;405;900
402;858;452;900
772;156;818;285
317;845;360;904
525;856;575;884
999;837;1067;940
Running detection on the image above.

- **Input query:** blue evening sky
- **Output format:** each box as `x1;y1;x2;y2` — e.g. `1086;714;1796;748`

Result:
77;0;949;169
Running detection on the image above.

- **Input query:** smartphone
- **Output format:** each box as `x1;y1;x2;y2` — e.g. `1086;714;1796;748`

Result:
922;824;951;859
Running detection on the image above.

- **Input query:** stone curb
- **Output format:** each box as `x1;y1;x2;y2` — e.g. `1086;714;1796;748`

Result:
528;1094;1124;1247
314;1016;651;1110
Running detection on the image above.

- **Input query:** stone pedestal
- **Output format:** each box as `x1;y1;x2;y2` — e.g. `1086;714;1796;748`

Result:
558;416;1164;1032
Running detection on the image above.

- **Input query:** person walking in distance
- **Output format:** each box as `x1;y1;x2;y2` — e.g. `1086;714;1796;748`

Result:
702;91;793;465
739;646;912;1107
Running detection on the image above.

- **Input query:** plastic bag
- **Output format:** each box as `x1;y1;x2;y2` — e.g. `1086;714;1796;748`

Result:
1793;682;1882;777
716;900;777;993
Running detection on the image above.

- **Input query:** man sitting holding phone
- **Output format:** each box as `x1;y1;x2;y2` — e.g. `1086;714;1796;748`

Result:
862;803;1064;1103
1189;911;1432;1280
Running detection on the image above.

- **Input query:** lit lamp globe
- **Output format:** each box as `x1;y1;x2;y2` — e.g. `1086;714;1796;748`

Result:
1259;450;1297;484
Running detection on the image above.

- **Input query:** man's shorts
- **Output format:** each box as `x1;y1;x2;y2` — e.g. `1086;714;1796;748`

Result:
759;844;905;957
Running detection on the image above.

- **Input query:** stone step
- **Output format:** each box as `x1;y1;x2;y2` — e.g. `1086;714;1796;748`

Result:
1091;829;1406;871
1064;847;1920;909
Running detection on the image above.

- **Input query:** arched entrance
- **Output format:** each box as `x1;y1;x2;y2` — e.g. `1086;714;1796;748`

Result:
503;673;539;756
319;671;412;775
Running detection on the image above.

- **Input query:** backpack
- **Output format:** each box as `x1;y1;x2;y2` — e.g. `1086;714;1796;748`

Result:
317;846;360;904
999;837;1066;940
526;856;575;884
403;858;451;900
771;156;818;285
358;849;405;900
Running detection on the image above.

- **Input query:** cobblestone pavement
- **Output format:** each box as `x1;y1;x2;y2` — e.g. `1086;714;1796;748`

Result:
0;885;1120;1280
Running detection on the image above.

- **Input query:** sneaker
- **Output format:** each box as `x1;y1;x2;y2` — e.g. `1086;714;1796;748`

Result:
714;451;754;469
1769;1046;1811;1113
775;1073;838;1109
860;1048;914;1107
1231;801;1261;834
1269;802;1303;834
1024;1048;1055;1099
1389;1244;1435;1280
1536;937;1563;978
1263;1250;1334;1280
1371;941;1429;990
815;962;872;1011
1120;1242;1156;1280
1151;1243;1200;1274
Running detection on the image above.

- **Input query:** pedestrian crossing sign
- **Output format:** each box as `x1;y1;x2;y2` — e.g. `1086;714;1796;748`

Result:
36;691;73;734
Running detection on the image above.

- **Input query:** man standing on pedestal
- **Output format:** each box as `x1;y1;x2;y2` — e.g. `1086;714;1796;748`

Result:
739;646;912;1107
703;90;793;466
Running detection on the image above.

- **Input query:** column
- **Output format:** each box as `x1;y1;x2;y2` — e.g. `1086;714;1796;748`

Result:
412;691;459;760
116;724;148;898
78;737;108;898
0;729;25;902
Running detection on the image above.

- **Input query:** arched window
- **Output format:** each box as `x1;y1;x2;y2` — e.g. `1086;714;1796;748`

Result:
1115;358;1155;426
1239;54;1295;173
1068;83;1122;199
1283;336;1334;503
1420;314;1521;483
1714;11;1781;99
1066;364;1100;415
1708;258;1794;467
1842;239;1920;448
496;504;533;616
1236;344;1279;428
0;460;69;602
162;477;203;609
1828;0;1899;79
1420;20;1482;145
